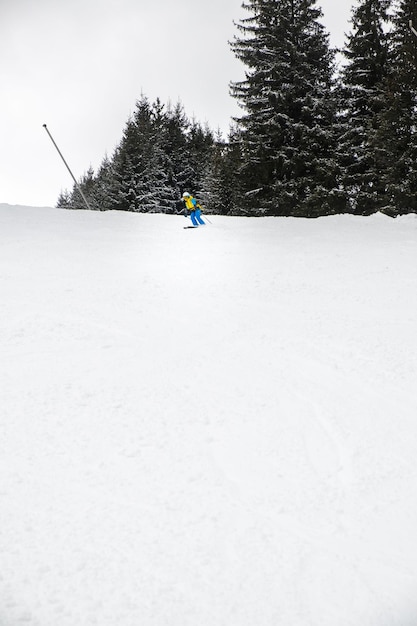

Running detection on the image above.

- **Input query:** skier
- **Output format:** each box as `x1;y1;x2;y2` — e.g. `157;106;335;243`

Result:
182;192;205;227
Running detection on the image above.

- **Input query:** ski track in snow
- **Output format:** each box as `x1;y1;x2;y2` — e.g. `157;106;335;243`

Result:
1;205;417;626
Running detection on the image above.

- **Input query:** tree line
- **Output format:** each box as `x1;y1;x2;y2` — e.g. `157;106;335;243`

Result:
58;0;417;217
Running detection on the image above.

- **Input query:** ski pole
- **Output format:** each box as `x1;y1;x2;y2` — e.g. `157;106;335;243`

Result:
199;205;212;223
410;20;417;38
42;124;93;211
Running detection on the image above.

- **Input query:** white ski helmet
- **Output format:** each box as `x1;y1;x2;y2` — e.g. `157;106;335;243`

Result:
182;192;191;197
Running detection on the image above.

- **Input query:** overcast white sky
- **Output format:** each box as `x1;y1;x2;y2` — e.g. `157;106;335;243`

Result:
1;0;355;207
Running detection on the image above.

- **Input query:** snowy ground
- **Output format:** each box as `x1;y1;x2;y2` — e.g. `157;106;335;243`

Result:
1;204;417;626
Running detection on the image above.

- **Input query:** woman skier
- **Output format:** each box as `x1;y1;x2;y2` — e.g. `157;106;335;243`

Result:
182;192;205;227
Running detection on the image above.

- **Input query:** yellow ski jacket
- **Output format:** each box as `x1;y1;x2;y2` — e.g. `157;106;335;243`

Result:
184;195;202;211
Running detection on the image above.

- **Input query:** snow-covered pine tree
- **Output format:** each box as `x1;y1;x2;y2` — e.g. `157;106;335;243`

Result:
66;166;98;210
230;0;339;216
110;96;179;213
56;189;72;209
374;0;417;214
200;127;242;214
338;0;390;215
113;95;155;212
160;101;189;206
183;120;215;198
149;99;180;213
93;154;118;211
200;130;228;214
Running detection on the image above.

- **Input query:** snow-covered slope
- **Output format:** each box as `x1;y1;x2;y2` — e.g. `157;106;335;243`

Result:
1;204;417;626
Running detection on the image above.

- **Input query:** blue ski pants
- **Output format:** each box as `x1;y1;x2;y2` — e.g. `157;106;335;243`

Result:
190;208;205;226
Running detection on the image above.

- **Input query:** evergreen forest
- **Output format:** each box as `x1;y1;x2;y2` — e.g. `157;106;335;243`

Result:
58;0;417;217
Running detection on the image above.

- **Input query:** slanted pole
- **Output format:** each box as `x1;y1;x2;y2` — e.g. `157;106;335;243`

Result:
42;124;93;211
409;20;417;38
